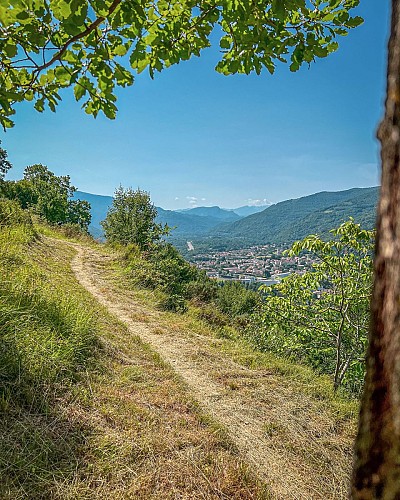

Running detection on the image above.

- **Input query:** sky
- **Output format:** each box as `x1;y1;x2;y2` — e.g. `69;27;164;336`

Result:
0;1;390;210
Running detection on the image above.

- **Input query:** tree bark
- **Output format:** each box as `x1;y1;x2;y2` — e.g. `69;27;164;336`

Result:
352;1;400;497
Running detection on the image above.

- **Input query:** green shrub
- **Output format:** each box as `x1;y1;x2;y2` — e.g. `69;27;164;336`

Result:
157;293;187;313
196;304;228;327
216;281;260;317
186;273;219;304
0;198;33;228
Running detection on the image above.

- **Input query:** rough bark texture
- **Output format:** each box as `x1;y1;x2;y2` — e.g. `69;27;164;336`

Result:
352;1;400;498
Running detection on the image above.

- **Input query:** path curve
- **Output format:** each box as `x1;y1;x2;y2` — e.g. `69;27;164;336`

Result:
69;242;353;500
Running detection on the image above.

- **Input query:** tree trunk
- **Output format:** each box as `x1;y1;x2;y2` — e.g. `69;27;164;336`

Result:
352;1;400;497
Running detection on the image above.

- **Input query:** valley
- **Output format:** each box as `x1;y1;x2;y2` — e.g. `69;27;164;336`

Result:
76;186;378;253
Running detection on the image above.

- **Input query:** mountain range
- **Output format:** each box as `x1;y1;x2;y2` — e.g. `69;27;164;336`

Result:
73;191;266;238
74;186;379;247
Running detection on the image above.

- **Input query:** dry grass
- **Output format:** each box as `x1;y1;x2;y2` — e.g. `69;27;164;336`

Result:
1;229;268;499
80;241;360;499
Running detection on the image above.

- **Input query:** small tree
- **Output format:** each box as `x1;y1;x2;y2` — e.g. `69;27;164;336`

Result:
66;199;91;232
101;186;169;249
0;141;12;196
254;219;374;393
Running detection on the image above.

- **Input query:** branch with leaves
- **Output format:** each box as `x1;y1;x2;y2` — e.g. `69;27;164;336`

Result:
0;0;363;128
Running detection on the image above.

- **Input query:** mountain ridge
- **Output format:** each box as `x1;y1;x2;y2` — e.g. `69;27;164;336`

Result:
74;186;379;246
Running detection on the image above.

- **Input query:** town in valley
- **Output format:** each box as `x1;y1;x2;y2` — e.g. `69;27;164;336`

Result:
186;242;317;287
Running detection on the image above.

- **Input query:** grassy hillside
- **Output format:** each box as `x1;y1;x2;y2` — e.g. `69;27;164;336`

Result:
1;199;360;497
0;205;268;499
215;187;378;244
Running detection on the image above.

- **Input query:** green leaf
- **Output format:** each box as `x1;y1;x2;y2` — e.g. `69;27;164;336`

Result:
74;83;86;101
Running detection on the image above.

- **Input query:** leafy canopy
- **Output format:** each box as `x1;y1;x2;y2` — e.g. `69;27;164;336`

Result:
0;0;362;128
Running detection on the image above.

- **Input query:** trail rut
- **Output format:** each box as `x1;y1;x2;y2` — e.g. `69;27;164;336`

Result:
69;243;354;500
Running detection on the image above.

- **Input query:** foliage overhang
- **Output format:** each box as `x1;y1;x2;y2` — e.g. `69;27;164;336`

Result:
0;0;362;128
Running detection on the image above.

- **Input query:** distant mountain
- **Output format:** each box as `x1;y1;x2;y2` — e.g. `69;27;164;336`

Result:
75;187;378;246
176;206;241;221
213;187;378;244
230;205;269;217
74;191;232;239
156;207;228;236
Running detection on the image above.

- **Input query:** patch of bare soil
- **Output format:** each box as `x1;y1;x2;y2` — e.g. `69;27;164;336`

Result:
70;243;355;500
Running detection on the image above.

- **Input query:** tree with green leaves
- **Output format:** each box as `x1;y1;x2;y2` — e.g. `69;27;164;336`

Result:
0;141;12;196
0;0;363;128
66;198;92;231
4;163;92;230
254;219;374;394
101;186;169;249
23;164;74;223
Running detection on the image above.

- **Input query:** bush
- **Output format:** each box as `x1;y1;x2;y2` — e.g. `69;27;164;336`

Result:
196;304;228;327
58;222;91;239
216;281;260;317
186;273;219;304
158;293;187;313
0;198;33;228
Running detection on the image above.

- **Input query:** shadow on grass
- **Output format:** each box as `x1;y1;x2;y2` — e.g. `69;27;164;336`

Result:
0;283;99;498
0;403;94;499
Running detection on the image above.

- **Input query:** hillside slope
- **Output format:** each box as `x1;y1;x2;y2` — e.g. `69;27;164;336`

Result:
1;215;358;499
1;222;267;499
215;187;378;244
69;240;357;499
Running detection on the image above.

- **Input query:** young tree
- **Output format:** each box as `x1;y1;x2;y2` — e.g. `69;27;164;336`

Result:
0;141;12;197
255;220;373;393
66;199;92;231
0;0;362;128
101;186;169;249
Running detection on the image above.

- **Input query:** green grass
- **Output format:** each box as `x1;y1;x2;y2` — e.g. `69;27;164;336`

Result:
0;224;98;412
0;220;100;498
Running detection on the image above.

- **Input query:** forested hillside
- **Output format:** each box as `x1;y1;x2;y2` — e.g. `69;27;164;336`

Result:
214;187;378;244
177;206;242;221
76;187;378;247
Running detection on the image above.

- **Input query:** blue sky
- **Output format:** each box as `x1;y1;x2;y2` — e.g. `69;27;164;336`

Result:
1;1;390;210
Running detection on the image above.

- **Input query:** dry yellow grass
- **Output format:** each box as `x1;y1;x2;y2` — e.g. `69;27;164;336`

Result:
1;233;268;499
65;240;358;499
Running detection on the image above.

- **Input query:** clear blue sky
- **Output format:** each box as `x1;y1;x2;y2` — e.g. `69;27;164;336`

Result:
1;1;390;210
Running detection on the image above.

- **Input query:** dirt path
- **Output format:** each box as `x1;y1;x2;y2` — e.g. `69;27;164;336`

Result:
69;243;355;500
